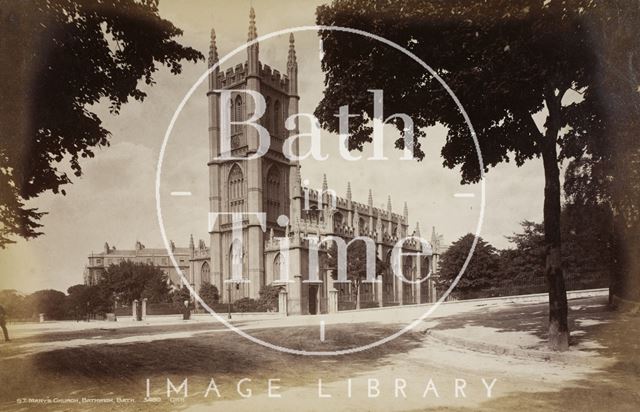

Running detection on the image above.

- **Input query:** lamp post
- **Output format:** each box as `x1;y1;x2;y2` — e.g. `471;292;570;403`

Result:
227;282;232;320
190;282;196;313
114;294;119;322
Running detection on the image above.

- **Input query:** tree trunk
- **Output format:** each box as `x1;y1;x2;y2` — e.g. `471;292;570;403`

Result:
541;91;570;351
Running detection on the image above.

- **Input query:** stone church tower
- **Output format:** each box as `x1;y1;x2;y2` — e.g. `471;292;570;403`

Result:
207;8;300;302
198;8;441;314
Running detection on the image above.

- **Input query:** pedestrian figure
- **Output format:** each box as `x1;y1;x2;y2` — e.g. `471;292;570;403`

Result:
0;304;10;342
183;300;191;320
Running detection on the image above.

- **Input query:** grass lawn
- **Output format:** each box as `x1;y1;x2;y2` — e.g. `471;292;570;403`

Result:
0;322;423;410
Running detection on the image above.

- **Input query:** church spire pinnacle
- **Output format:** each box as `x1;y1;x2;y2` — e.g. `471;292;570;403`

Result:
208;28;218;67
248;7;257;42
403;201;408;221
247;6;259;75
287;33;298;95
431;226;441;253
368;189;373;208
288;33;297;68
322;174;328;191
346;182;352;201
387;195;392;212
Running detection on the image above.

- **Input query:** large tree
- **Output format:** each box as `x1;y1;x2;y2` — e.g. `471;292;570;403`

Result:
499;221;546;287
99;260;171;304
27;289;68;320
560;1;640;304
436;234;501;299
66;283;111;319
0;289;29;319
500;206;612;293
326;241;387;309
315;0;619;350
0;0;202;247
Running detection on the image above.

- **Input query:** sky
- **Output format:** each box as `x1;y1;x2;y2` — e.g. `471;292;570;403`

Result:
0;0;556;294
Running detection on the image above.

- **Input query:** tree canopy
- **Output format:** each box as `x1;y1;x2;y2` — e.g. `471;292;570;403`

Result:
99;260;171;304
325;240;387;308
27;289;68;320
315;0;605;177
314;0;640;350
199;282;220;308
436;234;501;298
0;0;203;247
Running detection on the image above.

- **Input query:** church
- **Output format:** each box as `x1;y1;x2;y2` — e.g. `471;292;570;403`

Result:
186;8;444;315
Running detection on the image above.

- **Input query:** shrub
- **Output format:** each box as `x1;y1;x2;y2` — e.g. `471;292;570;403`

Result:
234;297;261;312
199;282;220;307
171;286;192;308
258;284;282;312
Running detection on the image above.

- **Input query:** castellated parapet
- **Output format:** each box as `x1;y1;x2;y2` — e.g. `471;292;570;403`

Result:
217;61;289;92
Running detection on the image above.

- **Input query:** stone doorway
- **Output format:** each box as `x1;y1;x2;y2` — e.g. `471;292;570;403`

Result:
308;284;319;315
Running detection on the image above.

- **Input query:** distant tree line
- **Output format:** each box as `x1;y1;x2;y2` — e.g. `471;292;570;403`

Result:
437;202;612;299
0;261;220;321
0;260;297;320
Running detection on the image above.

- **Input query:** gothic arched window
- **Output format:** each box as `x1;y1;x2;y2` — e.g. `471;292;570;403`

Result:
201;261;210;284
233;95;243;133
273;253;284;281
306;204;320;224
359;217;367;234
265;165;281;223
229;239;246;280
333;211;343;232
402;255;414;282
228;163;245;213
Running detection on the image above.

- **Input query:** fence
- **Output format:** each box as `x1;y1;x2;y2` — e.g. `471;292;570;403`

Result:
439;270;609;301
114;301;270;316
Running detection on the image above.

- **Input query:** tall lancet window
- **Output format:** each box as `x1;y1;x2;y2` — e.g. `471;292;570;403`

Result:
233;95;243;134
333;211;344;232
273;100;281;138
228;163;245;214
265;165;281;222
201;261;210;285
229;239;246;280
273;253;284;281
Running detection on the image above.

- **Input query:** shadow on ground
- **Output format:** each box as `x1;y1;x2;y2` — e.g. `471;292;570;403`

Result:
424;296;640;411
0;323;422;410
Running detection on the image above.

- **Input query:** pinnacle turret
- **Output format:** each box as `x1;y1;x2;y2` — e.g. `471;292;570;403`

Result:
208;28;218;68
247;7;259;75
248;7;258;42
287;33;297;69
287;33;298;95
